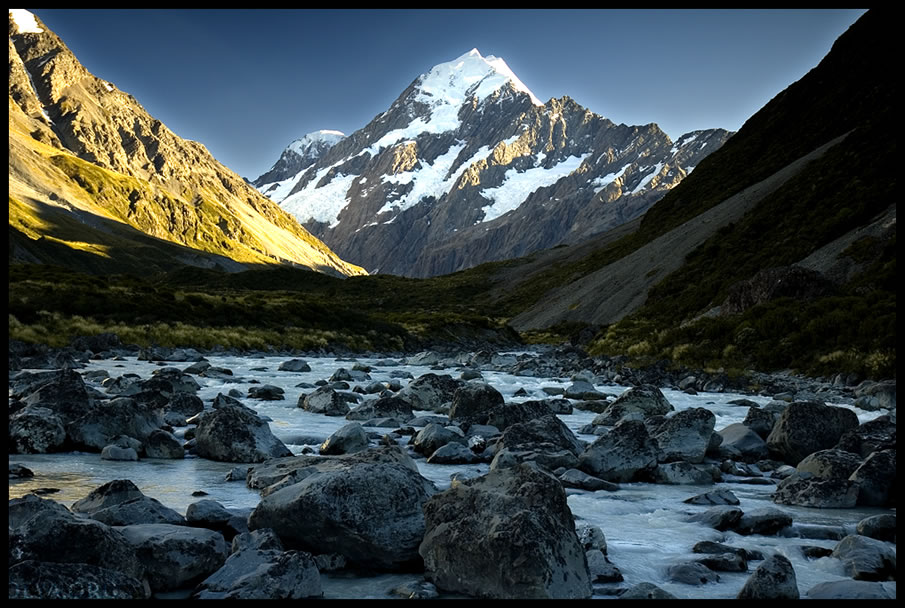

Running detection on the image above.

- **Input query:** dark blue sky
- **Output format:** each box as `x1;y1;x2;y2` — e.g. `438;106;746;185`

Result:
29;9;866;181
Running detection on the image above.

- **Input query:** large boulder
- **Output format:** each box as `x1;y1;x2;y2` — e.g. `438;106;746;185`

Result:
772;448;863;508
448;383;505;429
8;495;145;582
831;535;896;581
319;422;370;455
193;541;322;599
115;523;229;592
278;358;311;372
419;463;592;599
578;419;660;482
766;401;859;465
67;397;165;451
398;373;464;413
849;449;896;507
9;405;67;453
855;514;896;543
716;423;769;462
19;368;93;424
9;561;148;599
193;401;292;463
143;429;185;459
299;386;353;416
591;385;674;426
835;415;896;457
412;423;467;457
807;580;896;599
483;400;555;431
70;479;186;526
494;414;585;457
736;554;799;599
652;408;715;464
247;447;436;570
345;395;414;423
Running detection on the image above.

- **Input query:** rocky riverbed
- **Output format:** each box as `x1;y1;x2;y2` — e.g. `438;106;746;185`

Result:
9;341;897;599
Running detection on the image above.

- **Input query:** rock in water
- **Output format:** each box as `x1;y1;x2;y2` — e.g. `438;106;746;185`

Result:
248;448;435;570
193;401;292;463
736;554;799;599
419;463;592;599
765;401;859;465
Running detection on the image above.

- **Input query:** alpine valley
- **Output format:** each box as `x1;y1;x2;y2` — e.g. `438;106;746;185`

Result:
253;49;732;277
7;8;898;603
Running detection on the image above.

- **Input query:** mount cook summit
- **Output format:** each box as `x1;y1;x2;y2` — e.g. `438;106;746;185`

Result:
254;49;732;277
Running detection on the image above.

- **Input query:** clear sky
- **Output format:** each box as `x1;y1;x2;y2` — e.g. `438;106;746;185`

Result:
28;8;867;181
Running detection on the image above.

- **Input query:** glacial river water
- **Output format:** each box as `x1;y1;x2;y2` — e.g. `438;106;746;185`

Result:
8;353;892;599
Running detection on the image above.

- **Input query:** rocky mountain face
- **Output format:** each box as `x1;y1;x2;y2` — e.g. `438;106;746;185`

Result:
255;49;731;277
8;10;365;277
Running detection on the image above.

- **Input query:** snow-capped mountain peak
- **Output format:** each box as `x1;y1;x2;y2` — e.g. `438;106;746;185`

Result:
286;130;345;159
9;9;44;34
416;48;543;108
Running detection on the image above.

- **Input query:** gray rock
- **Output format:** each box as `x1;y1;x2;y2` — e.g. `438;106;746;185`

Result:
398;373;463;413
559;468;619;492
248;447;436;570
849;449;896;506
734;507;793;536
448;382;505;429
578;419;660;482
185;500;251;541
743;406;778;438
247;384;285;400
495;413;585;457
299;386;352;416
8;560;148;599
692;540;763;562
278;358;311;372
346;395;414;423
9;495;145;582
807;580;896;599
576;523;608;554
836;416;896;458
683;489;740;506
319;422;370;455
653;408;716;464
696;552;748;572
773;474;860;508
856;514;896;543
115;523;229;592
67;397;165;451
736;554;799;599
587;549;623;582
565;380;607;400
194;546;322;599
9;405;67;453
653;462;717;485
667;562;720;585
9;462;35;478
225;466;250;482
194;402;292;463
688;506;743;531
831;534;897;581
413;423;467;457
70;479;186;526
419;463;592;599
718;423;769;462
390;580;439;599
484;399;555;431
594;385;674;426
491;446;579;473
427;442;480;464
101;444;140;461
144;429;184;459
618;582;677;599
797;448;863;479
766;401;860;465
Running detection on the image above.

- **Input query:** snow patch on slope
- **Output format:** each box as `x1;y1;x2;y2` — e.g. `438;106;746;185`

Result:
630;162;663;195
280;162;358;228
592;163;631;193
480;153;591;223
379;142;467;215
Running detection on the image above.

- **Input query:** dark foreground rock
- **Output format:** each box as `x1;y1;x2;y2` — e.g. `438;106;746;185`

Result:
248;447;435;570
766;401;859;465
419;463;592;599
193;400;292;463
9;560;148;599
736;554;799;599
70;479;186;526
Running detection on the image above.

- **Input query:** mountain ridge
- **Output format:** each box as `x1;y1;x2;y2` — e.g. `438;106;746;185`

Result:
8;9;365;277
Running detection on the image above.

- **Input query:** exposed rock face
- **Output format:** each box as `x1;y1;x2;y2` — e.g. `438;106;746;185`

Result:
766;401;860;465
8;10;363;277
247;448;436;570
193;401;292;463
255;49;730;277
721;265;836;315
254;130;345;190
419;463;592;599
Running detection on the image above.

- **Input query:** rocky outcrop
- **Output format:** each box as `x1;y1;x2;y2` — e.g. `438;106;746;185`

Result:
419;463;592;598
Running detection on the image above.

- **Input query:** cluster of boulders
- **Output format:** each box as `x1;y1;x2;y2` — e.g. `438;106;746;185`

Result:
9;340;896;599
